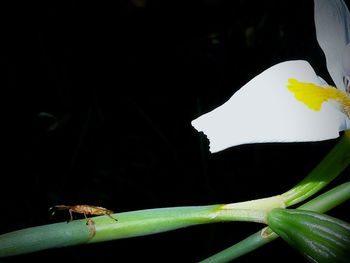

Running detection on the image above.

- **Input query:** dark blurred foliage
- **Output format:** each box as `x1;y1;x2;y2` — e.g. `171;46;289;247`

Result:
2;0;350;262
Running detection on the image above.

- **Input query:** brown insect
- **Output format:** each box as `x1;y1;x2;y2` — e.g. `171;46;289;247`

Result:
49;205;118;224
49;205;117;237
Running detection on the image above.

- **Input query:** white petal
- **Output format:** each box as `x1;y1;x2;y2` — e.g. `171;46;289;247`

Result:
314;0;350;91
192;60;347;153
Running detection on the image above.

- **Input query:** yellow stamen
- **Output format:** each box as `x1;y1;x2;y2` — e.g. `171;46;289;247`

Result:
287;78;350;118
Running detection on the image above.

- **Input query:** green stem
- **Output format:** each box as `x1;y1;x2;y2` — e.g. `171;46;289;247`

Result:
0;196;284;258
298;181;350;212
200;181;350;263
282;134;350;206
200;229;275;263
89;204;267;245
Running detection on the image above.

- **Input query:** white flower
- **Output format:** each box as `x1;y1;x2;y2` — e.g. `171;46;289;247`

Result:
192;0;350;153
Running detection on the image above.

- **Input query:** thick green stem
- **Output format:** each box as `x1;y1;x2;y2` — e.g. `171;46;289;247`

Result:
88;204;267;245
201;181;350;263
0;196;284;258
282;134;350;206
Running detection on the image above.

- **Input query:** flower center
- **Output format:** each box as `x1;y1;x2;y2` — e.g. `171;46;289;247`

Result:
287;78;350;118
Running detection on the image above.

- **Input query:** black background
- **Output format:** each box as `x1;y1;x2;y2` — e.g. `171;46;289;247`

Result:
2;0;350;262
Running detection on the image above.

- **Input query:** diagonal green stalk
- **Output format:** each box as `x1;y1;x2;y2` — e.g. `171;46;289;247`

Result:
0;196;285;258
298;181;350;212
281;134;350;206
200;181;350;263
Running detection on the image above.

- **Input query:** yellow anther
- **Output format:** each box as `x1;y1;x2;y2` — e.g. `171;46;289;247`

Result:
287;78;350;118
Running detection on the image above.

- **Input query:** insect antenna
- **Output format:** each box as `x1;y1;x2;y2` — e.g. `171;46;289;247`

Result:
52;205;71;210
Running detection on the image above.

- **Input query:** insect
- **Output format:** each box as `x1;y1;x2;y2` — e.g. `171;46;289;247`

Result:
49;205;118;224
49;205;117;237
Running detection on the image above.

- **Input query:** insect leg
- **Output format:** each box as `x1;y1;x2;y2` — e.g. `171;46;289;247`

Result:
86;218;96;237
83;212;90;225
106;213;118;222
68;209;74;223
